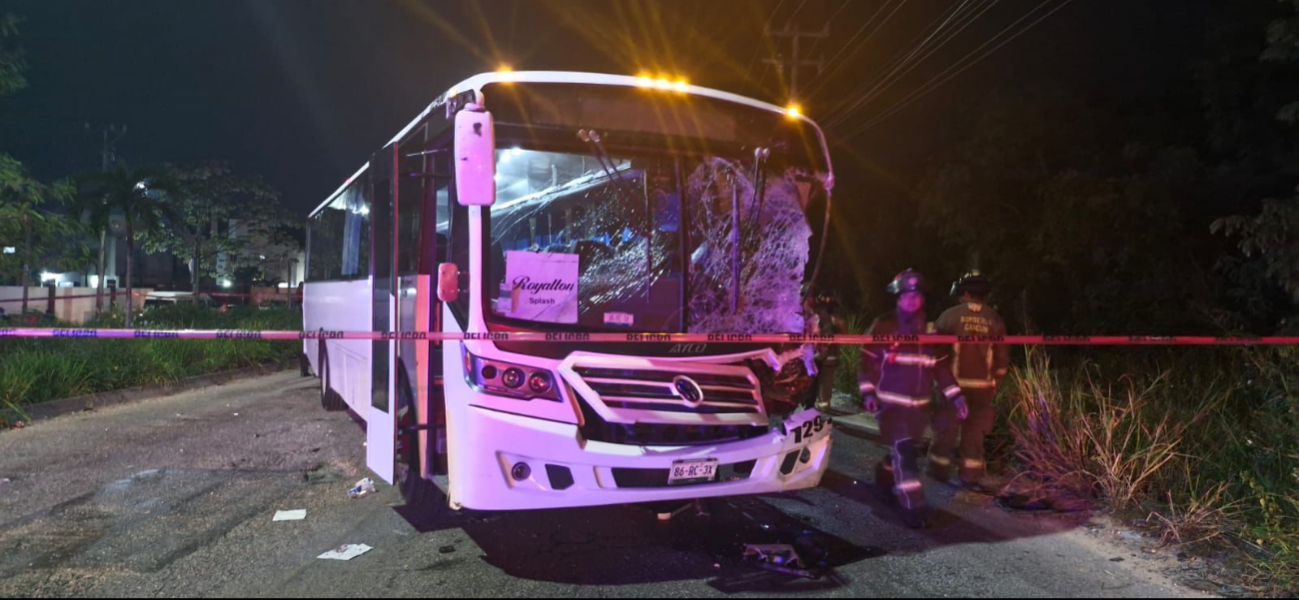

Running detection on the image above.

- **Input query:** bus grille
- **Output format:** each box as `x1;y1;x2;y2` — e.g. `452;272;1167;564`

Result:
570;365;766;424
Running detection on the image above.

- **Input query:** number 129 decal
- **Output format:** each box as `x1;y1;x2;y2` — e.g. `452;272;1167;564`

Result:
791;416;826;444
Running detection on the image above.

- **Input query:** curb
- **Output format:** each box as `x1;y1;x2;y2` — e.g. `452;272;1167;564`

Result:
827;409;882;441
2;362;294;425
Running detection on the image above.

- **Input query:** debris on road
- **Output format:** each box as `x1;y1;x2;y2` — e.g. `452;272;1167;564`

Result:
346;478;376;499
317;544;372;561
742;544;819;579
1118;531;1144;543
273;510;307;522
438;545;455;554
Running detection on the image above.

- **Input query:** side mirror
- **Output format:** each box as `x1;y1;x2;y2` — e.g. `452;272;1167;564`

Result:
455;107;496;206
437;262;460;303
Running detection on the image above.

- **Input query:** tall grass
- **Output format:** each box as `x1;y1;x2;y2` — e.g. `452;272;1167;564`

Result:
0;305;301;414
1000;346;1299;592
834;312;871;395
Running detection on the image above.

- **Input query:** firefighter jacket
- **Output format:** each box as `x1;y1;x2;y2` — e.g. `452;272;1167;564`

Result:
935;301;1009;389
858;314;962;408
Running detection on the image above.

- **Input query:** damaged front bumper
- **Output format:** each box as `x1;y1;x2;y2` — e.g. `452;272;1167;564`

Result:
449;406;833;511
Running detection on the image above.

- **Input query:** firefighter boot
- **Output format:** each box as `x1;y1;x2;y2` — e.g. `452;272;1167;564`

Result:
926;451;954;484
901;507;929;530
874;460;896;504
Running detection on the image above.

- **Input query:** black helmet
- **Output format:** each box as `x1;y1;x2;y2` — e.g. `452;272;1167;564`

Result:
887;269;926;295
951;270;992;297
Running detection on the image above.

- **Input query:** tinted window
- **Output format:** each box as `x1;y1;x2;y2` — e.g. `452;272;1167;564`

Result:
307;180;370;282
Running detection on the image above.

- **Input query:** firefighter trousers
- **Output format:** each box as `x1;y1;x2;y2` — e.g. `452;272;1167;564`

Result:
929;387;997;484
875;404;930;511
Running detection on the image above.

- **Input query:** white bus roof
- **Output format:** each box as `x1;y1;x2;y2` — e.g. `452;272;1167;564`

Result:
311;71;834;218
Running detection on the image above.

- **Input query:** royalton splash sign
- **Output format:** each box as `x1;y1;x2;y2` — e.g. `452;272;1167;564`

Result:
505;251;579;324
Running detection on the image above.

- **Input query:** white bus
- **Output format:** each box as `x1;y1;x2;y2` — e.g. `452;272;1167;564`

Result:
304;71;837;511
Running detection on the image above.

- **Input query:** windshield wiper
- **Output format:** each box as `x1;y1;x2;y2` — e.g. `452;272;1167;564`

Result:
744;146;770;254
577;129;639;208
578;129;652;301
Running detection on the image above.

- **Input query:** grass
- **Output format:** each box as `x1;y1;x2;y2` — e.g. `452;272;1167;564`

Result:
997;346;1299;594
833;306;1298;592
0;304;301;419
834;312;871;395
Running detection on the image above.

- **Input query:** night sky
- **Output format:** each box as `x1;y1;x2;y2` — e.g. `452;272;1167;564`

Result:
0;0;1212;216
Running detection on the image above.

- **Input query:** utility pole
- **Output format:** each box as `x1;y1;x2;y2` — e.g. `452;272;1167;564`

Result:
762;23;830;100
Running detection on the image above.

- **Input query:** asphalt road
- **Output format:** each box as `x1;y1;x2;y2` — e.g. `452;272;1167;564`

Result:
0;371;1207;598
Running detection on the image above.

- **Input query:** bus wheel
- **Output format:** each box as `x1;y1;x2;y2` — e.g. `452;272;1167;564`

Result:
299;352;311;377
319;343;345;412
396;374;440;507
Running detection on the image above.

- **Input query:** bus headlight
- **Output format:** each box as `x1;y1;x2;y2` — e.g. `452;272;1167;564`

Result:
465;351;562;402
502;367;525;389
527;371;553;394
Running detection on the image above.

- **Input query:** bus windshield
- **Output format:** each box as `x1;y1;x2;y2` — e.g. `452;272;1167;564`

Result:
487;147;814;334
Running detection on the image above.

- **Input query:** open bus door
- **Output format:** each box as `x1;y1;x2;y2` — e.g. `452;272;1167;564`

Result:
367;144;399;484
397;130;451;500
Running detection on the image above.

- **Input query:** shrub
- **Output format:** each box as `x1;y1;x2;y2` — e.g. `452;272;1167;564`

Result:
0;305;302;409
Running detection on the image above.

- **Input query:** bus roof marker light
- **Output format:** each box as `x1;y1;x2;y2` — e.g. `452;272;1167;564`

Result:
497;66;514;82
655;78;672;90
636;74;653;88
785;104;803;119
673;80;689;93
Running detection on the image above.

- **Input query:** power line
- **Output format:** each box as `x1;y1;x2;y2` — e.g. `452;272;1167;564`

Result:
811;0;966;100
802;0;909;99
762;23;831;98
826;0;853;24
742;0;789;83
848;0;993;111
754;0;821;96
820;0;979;123
788;0;812;22
844;0;1076;139
825;0;999;127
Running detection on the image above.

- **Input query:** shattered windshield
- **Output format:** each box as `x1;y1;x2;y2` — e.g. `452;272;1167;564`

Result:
487;147;814;334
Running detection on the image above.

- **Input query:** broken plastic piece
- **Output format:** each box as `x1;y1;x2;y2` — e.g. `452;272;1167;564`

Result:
742;544;819;579
273;509;307;521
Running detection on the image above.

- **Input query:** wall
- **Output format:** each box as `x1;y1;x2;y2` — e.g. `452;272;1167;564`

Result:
0;286;152;324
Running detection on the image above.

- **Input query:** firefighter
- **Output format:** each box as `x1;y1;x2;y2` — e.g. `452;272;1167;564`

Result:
860;269;967;528
929;270;1009;492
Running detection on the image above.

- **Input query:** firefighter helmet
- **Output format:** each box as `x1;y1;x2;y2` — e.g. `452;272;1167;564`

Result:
887;269;927;296
951;270;992;297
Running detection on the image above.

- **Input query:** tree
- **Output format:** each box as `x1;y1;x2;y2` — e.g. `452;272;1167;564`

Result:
79;166;176;327
140;162;284;293
0;13;25;101
75;186;113;314
1209;0;1299;332
0;155;74;313
913;88;1212;335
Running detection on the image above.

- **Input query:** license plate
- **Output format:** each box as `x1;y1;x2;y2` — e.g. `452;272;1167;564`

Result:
668;458;719;485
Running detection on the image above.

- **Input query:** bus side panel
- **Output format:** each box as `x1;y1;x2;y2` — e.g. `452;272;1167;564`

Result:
303;279;374;418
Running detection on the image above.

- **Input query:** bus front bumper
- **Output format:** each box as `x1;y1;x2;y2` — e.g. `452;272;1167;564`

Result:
449;406;833;511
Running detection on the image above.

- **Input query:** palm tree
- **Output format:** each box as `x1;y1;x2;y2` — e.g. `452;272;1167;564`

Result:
77;188;115;316
79;166;176;327
0;155;73;315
